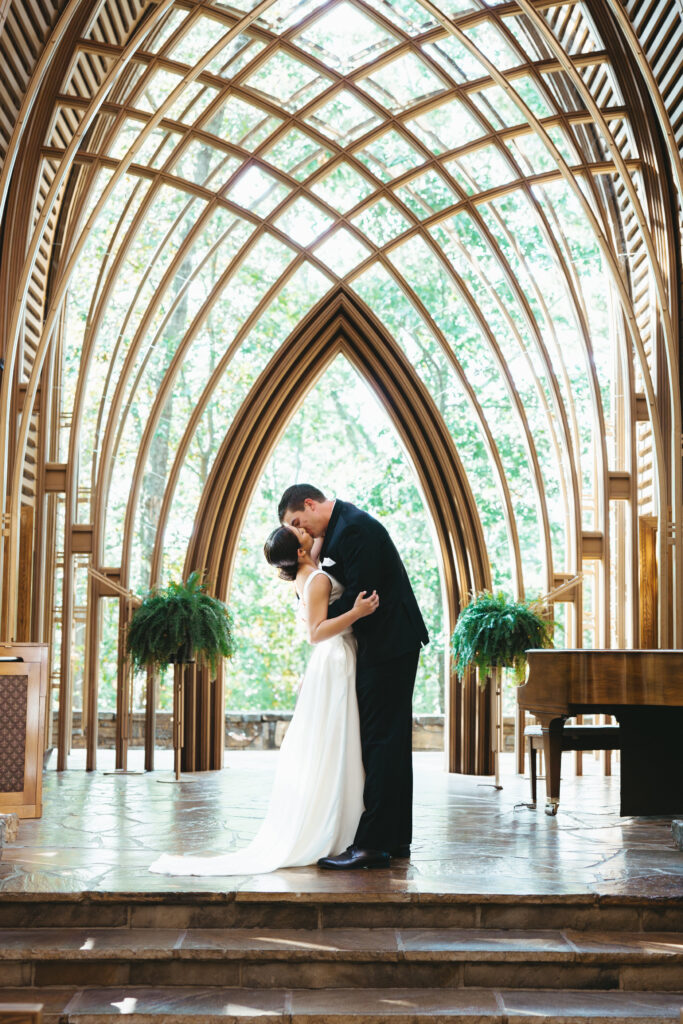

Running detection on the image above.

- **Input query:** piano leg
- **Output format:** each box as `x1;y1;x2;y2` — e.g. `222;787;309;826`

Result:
536;714;564;815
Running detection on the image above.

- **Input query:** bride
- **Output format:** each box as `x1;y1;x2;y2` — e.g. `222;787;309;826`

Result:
149;524;378;876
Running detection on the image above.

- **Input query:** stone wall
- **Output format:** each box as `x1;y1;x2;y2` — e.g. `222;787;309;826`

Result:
56;712;518;752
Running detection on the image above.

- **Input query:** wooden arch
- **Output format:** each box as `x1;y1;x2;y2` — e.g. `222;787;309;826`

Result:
182;285;493;774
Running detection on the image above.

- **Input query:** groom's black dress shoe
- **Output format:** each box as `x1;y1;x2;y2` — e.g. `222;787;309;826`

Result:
317;845;391;870
389;845;411;859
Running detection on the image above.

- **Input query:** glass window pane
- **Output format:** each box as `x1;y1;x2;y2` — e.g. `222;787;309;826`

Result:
470;83;527;129
359;53;447;112
446;143;517;193
388;235;544;592
170;82;221;124
546;124;580;165
305;88;382;145
505;131;557;175
207;35;266;77
501;12;554;61
363;0;440;33
310;161;376;212
172;139;242;186
245;51;332;111
424;35;487;83
263;128;333;180
252;0;328;32
274;196;335;245
204;95;283;151
226;166;292;215
514;74;553;117
108;118;181;168
148;8;189;53
405;97;486;154
461;22;521;71
354;129;427;181
168;15;230;64
134;67;184;113
314;227;371;275
428;0;478;15
351;198;411;245
394;168;458;218
213;0;273;14
293;2;398;73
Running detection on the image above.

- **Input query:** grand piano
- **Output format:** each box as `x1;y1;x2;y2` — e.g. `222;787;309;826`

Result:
517;649;683;816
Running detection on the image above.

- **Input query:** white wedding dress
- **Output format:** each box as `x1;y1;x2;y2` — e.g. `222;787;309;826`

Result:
149;570;364;876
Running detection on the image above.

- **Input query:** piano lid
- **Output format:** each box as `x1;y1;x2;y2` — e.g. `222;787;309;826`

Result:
518;649;683;713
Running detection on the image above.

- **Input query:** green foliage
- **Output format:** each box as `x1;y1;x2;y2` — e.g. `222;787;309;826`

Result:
223;356;446;715
452;590;553;686
126;570;234;674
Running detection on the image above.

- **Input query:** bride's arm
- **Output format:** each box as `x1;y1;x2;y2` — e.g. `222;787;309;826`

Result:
305;574;378;644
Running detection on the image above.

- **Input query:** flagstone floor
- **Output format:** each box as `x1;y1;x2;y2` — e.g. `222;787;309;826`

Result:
1;752;682;897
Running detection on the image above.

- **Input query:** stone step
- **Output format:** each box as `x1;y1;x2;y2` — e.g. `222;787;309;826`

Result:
2;893;683;932
2;927;683;990
1;986;683;1023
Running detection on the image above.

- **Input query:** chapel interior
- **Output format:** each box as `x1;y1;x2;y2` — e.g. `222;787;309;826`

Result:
1;0;683;1018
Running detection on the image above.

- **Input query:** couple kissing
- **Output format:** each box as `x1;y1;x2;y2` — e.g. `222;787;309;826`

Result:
150;485;428;877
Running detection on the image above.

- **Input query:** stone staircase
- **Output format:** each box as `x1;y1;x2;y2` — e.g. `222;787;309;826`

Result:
1;892;683;1022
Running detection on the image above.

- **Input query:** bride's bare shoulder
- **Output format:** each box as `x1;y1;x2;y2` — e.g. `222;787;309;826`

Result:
297;567;330;600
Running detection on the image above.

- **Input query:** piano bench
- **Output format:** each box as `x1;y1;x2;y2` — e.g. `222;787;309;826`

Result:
525;724;621;806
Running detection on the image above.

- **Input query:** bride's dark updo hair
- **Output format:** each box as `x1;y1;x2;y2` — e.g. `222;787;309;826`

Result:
264;526;300;582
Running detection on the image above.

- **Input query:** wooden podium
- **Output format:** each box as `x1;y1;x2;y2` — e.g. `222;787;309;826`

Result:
0;643;49;818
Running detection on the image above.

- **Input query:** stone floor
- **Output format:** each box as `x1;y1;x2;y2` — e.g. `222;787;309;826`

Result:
1;752;682;898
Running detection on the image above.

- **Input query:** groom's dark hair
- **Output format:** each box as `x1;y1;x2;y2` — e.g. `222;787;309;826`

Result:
278;483;326;522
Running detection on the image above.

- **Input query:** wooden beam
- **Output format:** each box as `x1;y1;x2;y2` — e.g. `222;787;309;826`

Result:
552;573;579;601
92;567;122;597
608;471;631;499
635;393;649;421
639;516;658;648
71;525;93;554
17;383;40;414
43;463;67;492
582;532;604;558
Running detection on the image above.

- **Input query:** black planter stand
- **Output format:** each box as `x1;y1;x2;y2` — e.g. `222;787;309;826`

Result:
158;646;196;784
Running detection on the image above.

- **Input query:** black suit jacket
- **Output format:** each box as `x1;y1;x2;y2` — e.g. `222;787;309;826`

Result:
319;500;429;665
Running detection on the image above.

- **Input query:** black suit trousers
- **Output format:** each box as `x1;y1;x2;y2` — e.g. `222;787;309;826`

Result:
353;648;420;851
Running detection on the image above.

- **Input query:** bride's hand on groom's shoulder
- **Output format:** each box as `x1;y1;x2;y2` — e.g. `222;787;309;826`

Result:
353;590;379;620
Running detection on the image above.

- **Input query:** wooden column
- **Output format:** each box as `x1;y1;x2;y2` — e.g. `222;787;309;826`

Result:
639;516;658;646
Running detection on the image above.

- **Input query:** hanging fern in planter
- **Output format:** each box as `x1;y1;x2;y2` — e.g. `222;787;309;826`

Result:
451;590;553;686
126;570;234;674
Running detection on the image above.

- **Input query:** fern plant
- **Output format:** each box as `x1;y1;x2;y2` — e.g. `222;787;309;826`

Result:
126;570;234;674
452;590;553;687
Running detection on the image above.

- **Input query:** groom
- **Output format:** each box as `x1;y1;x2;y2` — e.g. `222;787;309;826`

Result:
279;484;429;869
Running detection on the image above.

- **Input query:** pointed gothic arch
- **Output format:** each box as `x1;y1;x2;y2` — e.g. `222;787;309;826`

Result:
181;286;492;774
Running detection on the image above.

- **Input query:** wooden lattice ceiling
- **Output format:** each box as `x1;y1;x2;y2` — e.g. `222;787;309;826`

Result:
0;0;681;773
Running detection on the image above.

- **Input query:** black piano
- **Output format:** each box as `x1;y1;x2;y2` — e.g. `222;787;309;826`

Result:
517;649;683;816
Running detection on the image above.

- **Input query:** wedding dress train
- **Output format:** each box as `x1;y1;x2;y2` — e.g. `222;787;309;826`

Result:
149;570;364;875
